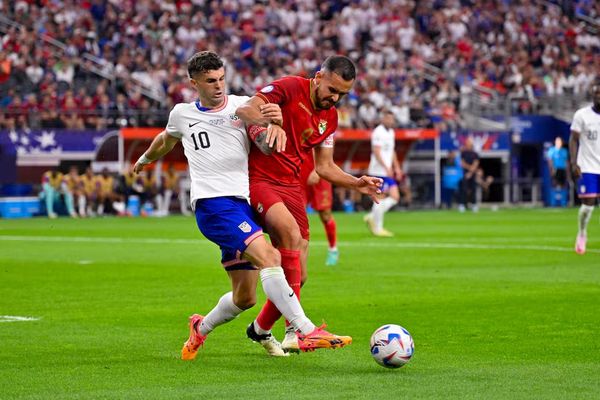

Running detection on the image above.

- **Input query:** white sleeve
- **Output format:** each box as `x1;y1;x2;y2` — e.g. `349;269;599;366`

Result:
166;105;183;139
320;132;335;148
570;110;583;133
371;126;384;147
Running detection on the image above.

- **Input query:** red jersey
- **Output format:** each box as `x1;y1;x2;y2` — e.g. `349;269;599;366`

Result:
249;76;338;185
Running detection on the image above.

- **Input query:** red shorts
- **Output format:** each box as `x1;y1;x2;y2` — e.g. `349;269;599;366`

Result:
250;180;310;240
305;179;333;212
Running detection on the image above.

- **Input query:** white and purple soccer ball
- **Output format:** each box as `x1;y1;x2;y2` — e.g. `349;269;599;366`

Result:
370;324;414;368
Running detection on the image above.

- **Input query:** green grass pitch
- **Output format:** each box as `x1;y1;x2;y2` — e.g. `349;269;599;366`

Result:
1;209;599;399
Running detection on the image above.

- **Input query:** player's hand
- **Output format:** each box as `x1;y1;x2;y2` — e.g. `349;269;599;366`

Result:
394;168;403;180
307;170;320;186
133;161;145;174
355;175;383;203
260;103;283;127
266;123;287;153
571;163;581;180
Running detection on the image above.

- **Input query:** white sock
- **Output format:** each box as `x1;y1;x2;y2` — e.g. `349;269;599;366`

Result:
578;204;594;236
163;190;172;214
260;267;315;335
199;292;243;336
372;197;397;231
78;195;86;216
253;320;271;335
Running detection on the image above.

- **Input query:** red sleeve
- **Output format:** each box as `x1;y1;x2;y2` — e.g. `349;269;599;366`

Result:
255;76;297;105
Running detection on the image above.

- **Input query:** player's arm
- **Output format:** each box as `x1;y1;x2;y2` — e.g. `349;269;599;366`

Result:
314;146;382;203
236;96;283;127
569;129;581;179
133;131;179;173
238;97;286;153
392;152;403;180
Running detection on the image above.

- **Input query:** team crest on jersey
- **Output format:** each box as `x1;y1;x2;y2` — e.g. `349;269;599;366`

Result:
261;85;274;93
318;120;327;135
230;114;243;128
238;221;252;233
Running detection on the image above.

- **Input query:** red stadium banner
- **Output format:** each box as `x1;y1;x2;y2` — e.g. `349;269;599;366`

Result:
121;127;163;139
121;127;438;141
334;128;438;141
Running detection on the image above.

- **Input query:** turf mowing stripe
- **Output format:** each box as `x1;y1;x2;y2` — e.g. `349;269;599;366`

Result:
1;235;595;254
0;315;40;323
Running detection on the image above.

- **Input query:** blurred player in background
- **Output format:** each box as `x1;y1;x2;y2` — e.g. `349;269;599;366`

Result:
236;55;382;353
364;109;401;237
569;83;600;255
160;164;188;216
80;166;99;216
300;154;338;266
139;169;161;215
97;168;125;216
133;51;352;360
41;168;76;218
65;165;86;217
459;137;480;212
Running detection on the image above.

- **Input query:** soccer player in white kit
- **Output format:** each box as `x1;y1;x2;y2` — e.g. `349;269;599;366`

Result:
133;51;352;359
364;109;403;237
569;83;600;254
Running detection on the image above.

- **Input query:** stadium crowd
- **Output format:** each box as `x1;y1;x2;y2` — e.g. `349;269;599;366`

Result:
0;0;599;132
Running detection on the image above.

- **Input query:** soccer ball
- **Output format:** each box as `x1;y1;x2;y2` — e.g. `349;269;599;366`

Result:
370;324;414;368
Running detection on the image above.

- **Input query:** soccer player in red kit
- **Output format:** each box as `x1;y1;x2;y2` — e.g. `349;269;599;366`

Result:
300;153;339;266
236;55;382;352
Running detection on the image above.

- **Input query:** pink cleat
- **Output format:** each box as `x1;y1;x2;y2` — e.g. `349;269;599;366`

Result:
575;234;587;255
181;314;207;360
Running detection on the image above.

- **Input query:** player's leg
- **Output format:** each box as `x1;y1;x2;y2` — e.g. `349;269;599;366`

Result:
163;189;173;215
313;181;338;266
252;202;303;332
42;183;57;218
63;189;77;218
371;178;398;236
575;173;598;254
77;191;87;217
244;235;351;352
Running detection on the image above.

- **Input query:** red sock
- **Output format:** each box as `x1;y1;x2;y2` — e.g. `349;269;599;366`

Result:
324;218;337;249
256;248;301;331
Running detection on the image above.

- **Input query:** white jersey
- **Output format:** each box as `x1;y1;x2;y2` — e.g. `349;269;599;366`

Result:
368;124;396;177
166;95;251;206
571;105;600;174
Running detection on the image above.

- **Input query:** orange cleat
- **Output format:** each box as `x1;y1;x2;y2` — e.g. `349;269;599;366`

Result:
297;324;352;352
181;314;207;360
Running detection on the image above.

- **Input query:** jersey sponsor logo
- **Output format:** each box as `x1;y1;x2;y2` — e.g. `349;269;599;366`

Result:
261;85;274;93
257;203;264;213
318;120;327;135
189;121;201;128
238;221;252;233
301;128;313;143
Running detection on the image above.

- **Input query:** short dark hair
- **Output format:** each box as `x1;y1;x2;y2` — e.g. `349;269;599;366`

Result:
187;51;224;78
321;55;356;81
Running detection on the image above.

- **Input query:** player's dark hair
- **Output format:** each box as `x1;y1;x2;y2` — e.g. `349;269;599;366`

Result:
187;51;224;78
321;55;356;81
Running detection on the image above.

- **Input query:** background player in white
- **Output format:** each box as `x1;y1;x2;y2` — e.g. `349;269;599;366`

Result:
569;82;600;254
364;109;402;237
133;51;352;360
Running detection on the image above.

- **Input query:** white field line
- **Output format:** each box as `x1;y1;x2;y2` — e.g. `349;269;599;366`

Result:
0;315;40;323
0;235;596;254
